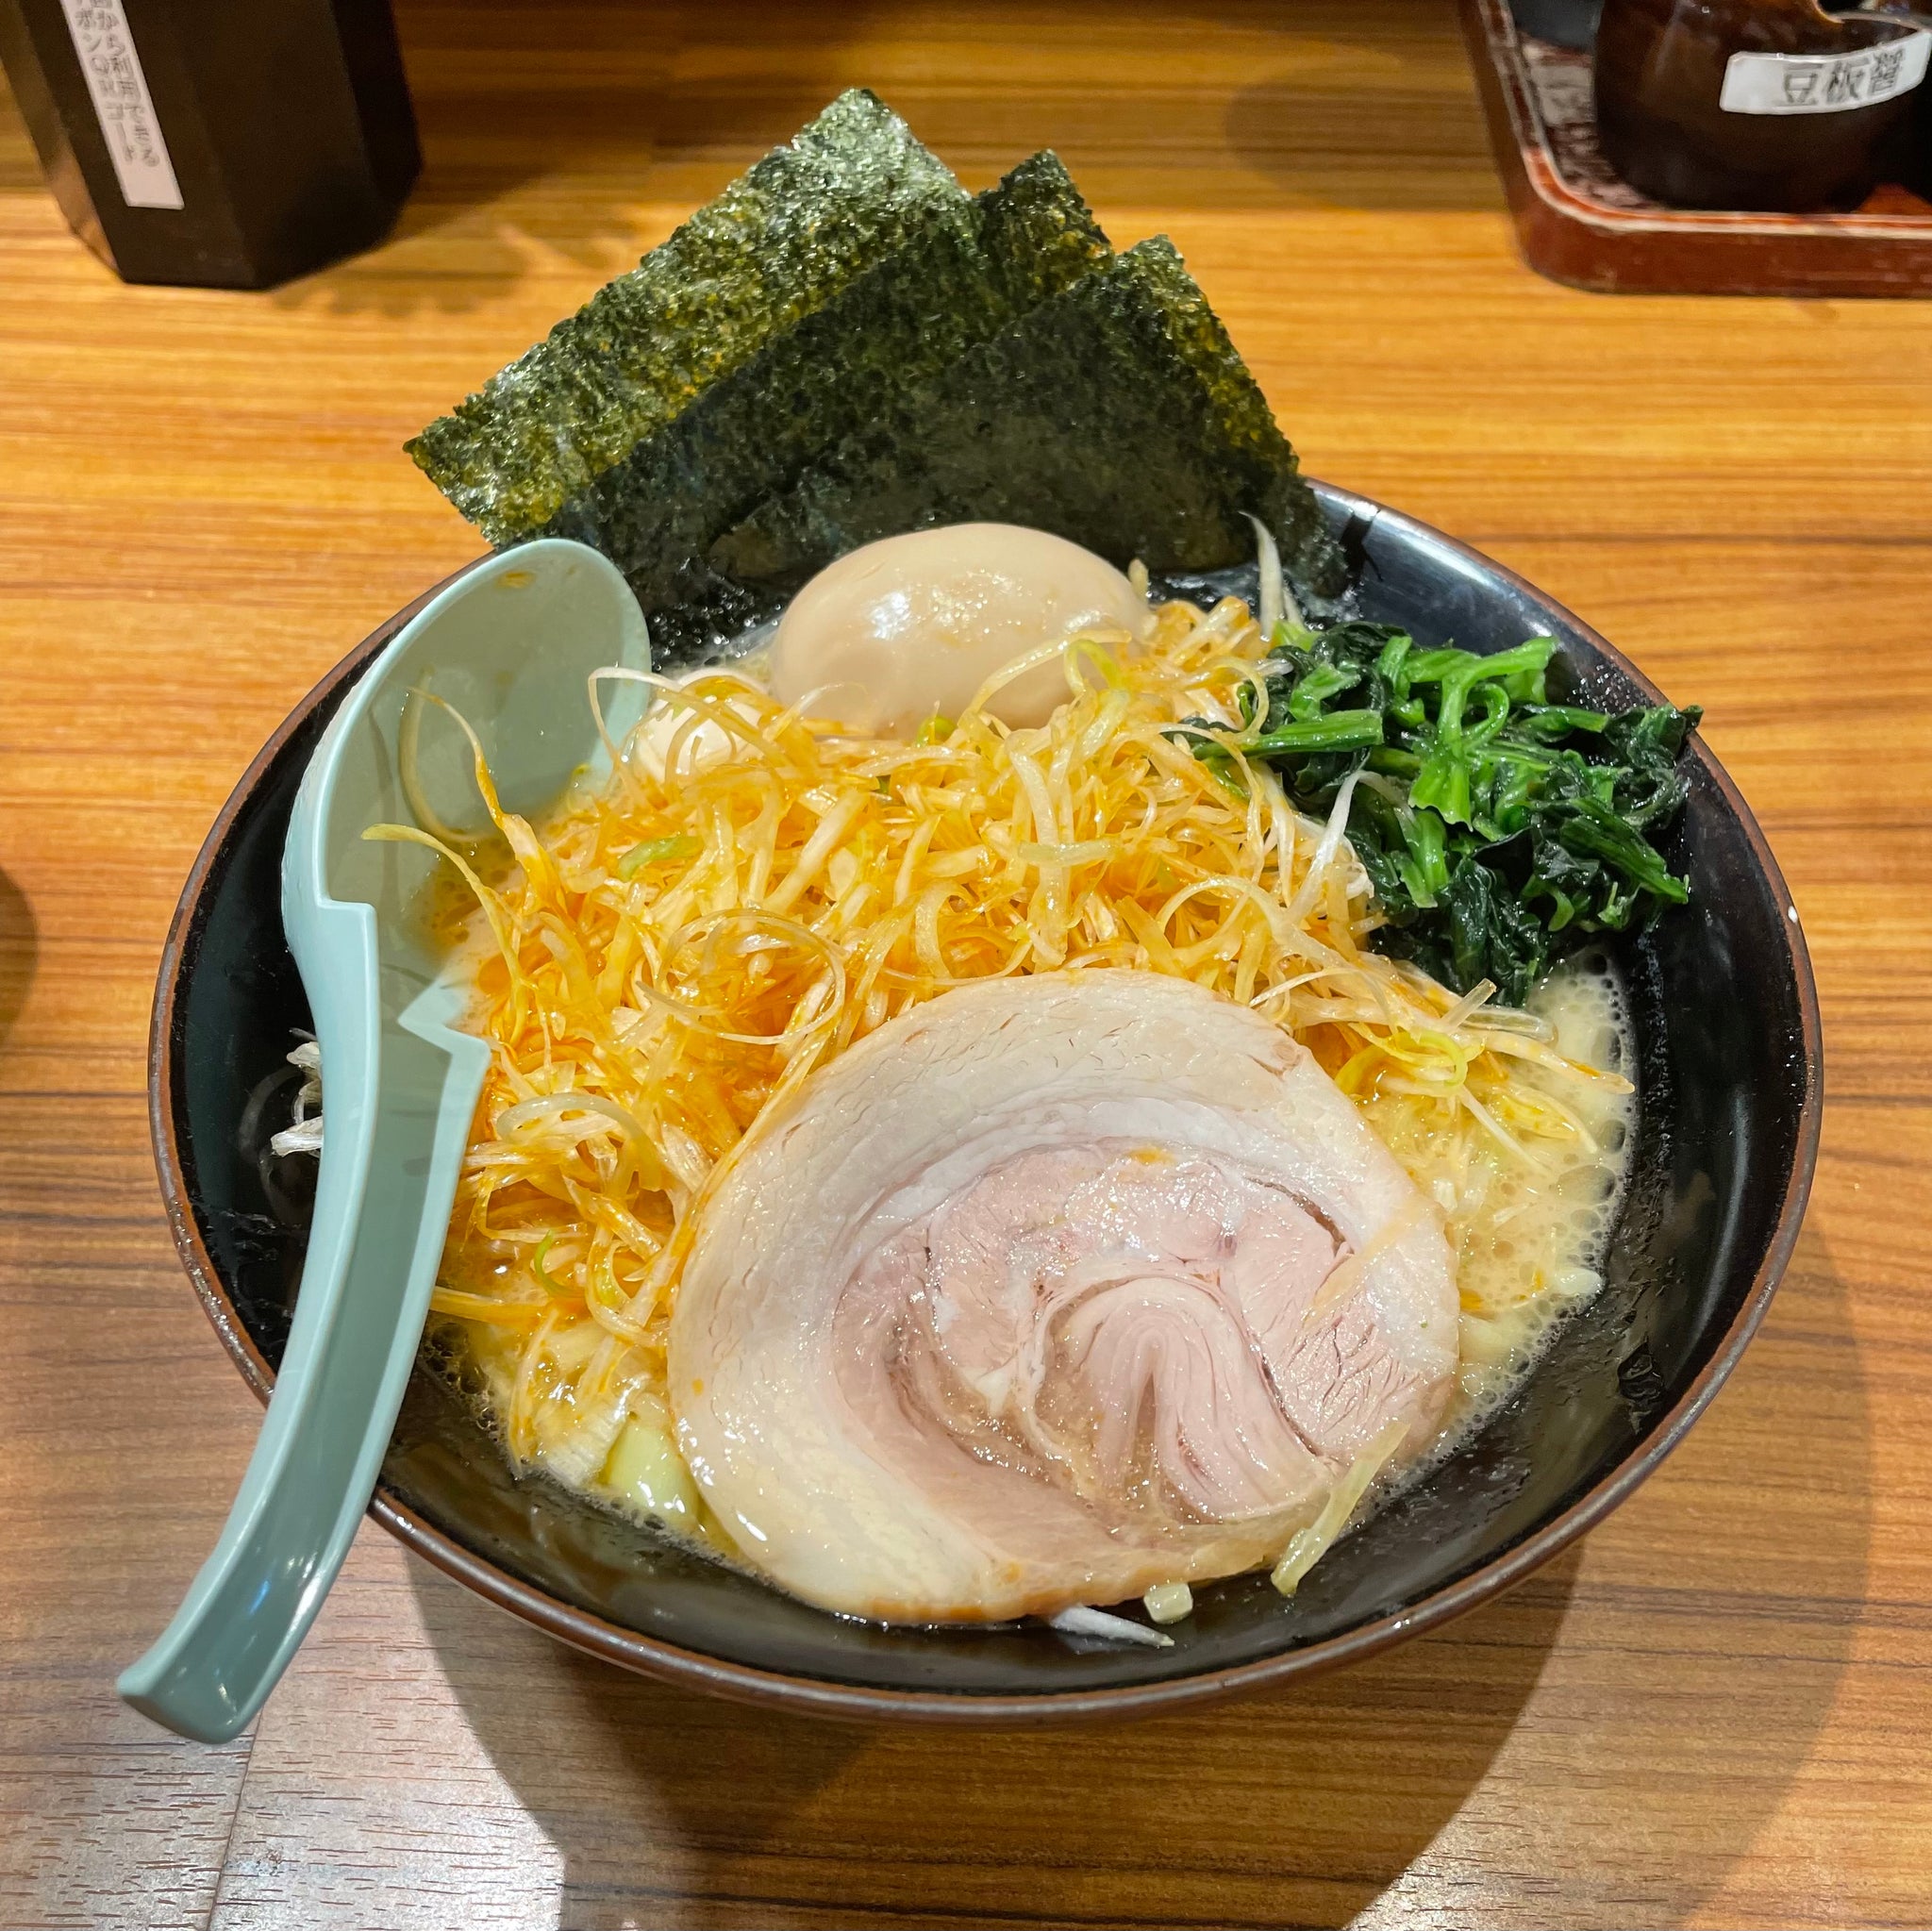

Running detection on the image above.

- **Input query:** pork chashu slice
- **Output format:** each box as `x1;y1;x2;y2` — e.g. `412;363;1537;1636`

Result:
670;969;1458;1623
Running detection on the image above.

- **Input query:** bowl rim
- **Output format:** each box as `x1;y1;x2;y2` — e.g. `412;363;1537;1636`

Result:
149;482;1824;1723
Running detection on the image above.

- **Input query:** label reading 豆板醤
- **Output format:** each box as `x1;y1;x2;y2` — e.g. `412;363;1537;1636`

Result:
55;0;183;208
1720;33;1931;116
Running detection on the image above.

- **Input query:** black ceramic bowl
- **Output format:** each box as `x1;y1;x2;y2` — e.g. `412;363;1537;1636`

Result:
152;482;1821;1721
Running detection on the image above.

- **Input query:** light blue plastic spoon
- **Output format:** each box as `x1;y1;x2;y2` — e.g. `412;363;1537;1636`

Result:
119;540;649;1743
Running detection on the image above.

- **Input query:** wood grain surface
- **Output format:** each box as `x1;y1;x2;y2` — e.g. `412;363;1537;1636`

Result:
2;4;1928;1927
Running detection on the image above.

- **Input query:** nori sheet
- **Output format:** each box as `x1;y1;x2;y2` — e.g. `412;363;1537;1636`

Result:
406;91;965;545
708;237;1348;607
538;151;1115;664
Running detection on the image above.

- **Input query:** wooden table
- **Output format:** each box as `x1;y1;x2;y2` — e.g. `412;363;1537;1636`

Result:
3;4;1928;1925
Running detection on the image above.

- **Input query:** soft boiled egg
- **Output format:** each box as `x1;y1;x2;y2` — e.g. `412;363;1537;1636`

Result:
768;523;1153;737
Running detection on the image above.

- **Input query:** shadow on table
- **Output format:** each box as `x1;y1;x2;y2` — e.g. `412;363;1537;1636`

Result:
408;1218;1870;1929
0;865;38;1057
272;0;1503;320
413;1551;1577;1931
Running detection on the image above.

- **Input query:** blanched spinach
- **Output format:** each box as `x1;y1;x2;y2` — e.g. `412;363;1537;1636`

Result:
1184;619;1699;1006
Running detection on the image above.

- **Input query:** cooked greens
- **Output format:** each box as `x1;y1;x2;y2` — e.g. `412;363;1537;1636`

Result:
1186;619;1699;1004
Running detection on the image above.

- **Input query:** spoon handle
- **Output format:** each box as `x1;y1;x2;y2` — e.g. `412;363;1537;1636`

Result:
118;538;640;1744
117;898;483;1743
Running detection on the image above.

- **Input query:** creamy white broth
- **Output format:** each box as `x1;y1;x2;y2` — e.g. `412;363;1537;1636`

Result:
1431;955;1637;1457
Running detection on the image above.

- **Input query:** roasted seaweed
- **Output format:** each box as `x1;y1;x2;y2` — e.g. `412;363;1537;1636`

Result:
708;237;1346;608
407;90;966;544
409;94;1342;620
539;151;1115;663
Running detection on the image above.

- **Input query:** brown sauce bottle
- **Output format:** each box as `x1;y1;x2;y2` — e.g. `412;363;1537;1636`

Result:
1595;0;1928;209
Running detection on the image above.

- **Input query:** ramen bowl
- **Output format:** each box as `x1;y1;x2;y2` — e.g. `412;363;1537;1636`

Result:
149;480;1821;1721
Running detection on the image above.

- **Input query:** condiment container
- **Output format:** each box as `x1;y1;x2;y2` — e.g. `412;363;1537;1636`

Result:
1594;0;1930;208
0;0;419;288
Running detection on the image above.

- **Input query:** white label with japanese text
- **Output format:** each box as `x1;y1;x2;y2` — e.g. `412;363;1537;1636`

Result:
1721;33;1931;115
56;0;183;209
